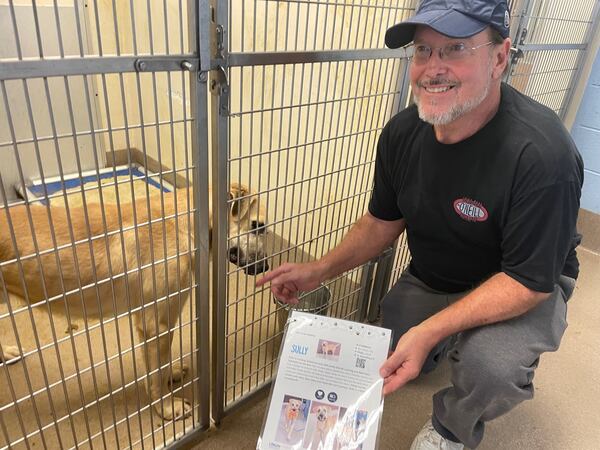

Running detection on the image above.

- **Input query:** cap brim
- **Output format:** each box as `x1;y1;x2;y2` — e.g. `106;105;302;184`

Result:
385;9;489;49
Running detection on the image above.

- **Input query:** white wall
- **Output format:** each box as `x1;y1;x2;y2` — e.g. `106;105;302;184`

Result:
0;3;103;204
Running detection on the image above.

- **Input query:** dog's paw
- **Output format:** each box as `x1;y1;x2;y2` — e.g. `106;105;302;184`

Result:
158;397;192;421
0;345;22;365
169;363;189;385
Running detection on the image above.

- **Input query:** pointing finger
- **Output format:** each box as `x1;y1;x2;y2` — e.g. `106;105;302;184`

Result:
255;266;288;287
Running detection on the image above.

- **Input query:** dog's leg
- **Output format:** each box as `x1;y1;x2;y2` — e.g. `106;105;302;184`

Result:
169;360;189;386
134;300;191;421
135;252;193;421
0;345;21;365
311;430;321;450
165;254;190;388
287;417;294;440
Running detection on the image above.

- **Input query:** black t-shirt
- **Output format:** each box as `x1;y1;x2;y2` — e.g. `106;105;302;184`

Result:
368;83;583;294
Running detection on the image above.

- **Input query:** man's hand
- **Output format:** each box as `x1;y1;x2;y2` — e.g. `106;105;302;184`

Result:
255;214;405;305
255;261;324;305
379;326;437;396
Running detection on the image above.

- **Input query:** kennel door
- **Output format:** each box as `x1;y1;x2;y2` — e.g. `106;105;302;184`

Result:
209;0;417;423
505;0;600;119
0;1;210;449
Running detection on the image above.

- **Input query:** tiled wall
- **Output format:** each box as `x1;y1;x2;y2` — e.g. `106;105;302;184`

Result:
571;48;600;214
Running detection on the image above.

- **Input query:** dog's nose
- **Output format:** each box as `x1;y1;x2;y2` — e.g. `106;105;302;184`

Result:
228;247;239;264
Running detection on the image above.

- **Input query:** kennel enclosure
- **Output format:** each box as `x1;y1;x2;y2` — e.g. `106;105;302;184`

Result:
1;0;599;449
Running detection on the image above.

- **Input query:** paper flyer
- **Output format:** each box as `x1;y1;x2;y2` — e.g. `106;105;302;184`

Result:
257;311;392;450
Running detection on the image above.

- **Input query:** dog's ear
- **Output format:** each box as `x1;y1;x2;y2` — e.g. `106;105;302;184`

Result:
229;183;251;220
229;183;267;232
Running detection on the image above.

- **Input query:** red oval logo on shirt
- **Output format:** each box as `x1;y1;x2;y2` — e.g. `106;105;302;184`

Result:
453;198;489;222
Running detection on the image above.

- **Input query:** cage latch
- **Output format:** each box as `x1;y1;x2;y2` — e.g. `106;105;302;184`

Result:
215;24;225;60
210;65;229;117
134;57;199;73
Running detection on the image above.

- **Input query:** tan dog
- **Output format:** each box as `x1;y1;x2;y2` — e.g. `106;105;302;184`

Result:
283;397;303;441
320;340;340;356
310;405;335;449
0;182;267;420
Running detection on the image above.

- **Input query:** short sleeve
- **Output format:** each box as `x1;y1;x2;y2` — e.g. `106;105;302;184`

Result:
368;128;403;221
501;180;581;292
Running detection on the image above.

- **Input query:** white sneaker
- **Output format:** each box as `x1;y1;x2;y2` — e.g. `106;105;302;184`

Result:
409;418;464;450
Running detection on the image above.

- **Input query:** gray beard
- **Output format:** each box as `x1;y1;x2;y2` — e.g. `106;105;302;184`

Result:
415;81;490;126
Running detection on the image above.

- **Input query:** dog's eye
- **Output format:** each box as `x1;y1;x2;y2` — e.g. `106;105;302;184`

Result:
251;221;266;233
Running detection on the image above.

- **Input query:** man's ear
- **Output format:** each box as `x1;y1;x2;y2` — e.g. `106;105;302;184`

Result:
493;37;512;79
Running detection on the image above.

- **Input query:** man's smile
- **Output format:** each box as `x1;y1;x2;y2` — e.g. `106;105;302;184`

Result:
423;85;455;93
418;80;459;94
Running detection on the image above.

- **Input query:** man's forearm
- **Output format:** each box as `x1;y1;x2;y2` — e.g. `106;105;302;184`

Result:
316;213;405;282
417;272;551;347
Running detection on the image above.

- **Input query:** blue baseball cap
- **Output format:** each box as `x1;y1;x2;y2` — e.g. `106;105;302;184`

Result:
385;0;510;49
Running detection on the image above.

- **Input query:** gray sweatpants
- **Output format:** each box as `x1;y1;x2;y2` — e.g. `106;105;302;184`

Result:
380;269;575;449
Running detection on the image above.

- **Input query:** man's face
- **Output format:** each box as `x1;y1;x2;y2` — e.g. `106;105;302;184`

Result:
410;27;499;126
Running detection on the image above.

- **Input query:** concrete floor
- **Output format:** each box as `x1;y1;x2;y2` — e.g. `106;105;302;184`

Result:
195;247;600;450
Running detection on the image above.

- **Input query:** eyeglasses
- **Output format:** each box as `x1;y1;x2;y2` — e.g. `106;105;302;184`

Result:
407;41;495;64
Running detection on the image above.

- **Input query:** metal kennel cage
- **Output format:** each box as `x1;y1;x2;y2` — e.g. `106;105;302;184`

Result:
0;1;210;449
209;0;418;423
505;0;600;118
1;0;599;449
